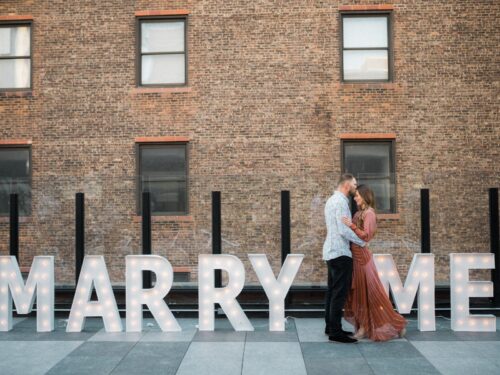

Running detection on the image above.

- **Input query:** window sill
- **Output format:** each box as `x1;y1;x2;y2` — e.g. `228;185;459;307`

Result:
133;215;193;223
377;213;400;220
0;91;33;98
338;82;399;91
0;216;32;223
131;87;191;95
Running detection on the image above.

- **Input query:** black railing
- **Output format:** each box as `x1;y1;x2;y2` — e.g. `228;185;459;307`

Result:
421;189;431;253
142;191;152;289
75;193;85;285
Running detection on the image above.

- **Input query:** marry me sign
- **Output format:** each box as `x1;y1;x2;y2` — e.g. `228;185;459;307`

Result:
0;252;495;334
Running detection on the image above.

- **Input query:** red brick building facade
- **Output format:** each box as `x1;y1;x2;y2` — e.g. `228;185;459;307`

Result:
0;1;498;286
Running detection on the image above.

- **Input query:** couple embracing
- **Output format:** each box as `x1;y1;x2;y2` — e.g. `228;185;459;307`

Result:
323;173;407;343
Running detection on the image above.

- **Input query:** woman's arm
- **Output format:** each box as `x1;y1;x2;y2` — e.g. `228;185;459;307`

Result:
345;210;377;243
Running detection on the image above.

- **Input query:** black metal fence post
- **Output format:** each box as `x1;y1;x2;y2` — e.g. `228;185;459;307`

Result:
212;191;222;288
142;191;152;289
75;193;85;285
421;189;431;253
489;188;499;306
9;193;19;261
281;191;291;308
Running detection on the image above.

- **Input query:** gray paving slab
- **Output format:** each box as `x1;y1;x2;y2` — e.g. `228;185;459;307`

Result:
305;358;375;375
111;342;190;375
422;356;499;375
0;341;83;375
176;342;244;375
245;330;298;342
46;342;136;375
411;341;488;359
242;342;307;375
294;317;354;342
193;330;246;342
141;329;197;342
88;330;143;342
366;357;441;375
357;341;426;359
301;342;364;359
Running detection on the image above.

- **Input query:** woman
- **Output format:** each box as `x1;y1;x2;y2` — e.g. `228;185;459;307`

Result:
342;185;407;341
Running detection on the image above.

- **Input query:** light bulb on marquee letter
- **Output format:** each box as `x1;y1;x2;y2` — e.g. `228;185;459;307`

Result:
450;253;495;332
125;255;181;332
198;254;253;331
67;256;122;333
373;253;436;331
249;254;303;331
0;256;54;332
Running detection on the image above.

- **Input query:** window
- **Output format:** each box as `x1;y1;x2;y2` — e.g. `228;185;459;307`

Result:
137;17;187;86
0;147;31;216
137;143;188;215
342;140;396;213
341;14;391;82
0;22;32;90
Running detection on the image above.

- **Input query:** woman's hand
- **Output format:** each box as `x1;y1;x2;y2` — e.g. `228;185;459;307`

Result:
342;216;352;227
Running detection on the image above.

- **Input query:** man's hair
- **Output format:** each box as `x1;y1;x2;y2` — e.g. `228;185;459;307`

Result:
337;173;355;187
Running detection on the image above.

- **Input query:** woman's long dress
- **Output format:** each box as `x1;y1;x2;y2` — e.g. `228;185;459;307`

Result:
343;208;407;341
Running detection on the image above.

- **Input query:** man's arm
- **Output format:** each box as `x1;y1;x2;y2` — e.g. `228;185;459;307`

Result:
335;204;366;247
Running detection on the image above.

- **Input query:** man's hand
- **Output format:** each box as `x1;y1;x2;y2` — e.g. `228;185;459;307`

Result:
342;217;352;227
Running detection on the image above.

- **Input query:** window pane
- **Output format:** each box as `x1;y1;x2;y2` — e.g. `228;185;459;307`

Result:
141;21;185;53
0;26;30;57
344;143;391;176
343;17;388;48
344;142;394;212
140;146;186;178
142;180;187;214
359;178;392;212
0;58;31;89
0;148;30;178
141;54;185;85
343;50;388;80
0;148;31;216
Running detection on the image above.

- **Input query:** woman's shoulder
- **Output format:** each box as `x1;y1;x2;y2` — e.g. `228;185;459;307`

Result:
365;208;377;219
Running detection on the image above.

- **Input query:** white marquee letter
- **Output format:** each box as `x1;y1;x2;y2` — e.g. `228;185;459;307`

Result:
450;253;496;332
198;254;253;331
374;254;435;331
67;256;122;332
126;255;180;332
0;256;54;332
249;254;303;331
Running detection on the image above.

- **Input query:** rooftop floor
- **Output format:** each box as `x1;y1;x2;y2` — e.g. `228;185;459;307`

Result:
1;316;499;374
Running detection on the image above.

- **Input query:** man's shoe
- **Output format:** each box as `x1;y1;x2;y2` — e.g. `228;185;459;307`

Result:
328;334;358;344
325;327;353;336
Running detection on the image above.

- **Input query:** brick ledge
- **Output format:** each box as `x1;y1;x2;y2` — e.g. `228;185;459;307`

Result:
0;91;33;98
0;216;32;223
339;5;394;11
133;215;194;223
0;15;34;21
135;136;191;143
377;213;400;220
340;133;396;140
135;10;190;17
131;87;191;94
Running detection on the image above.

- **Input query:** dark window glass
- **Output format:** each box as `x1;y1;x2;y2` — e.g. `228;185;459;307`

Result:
0;24;31;89
343;141;395;213
342;14;390;82
0;147;31;215
138;144;188;215
139;19;186;86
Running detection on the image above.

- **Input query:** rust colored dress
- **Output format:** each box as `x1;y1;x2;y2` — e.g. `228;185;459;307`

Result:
344;208;407;341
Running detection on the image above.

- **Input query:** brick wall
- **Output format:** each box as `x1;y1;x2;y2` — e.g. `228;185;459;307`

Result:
0;1;498;285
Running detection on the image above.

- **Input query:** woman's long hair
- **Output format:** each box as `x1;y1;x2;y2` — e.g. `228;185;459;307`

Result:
356;184;376;230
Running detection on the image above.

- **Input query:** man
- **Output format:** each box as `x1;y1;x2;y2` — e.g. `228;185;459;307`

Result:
323;173;366;343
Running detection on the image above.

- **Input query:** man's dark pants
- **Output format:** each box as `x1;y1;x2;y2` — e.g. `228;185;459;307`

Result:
324;255;353;336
